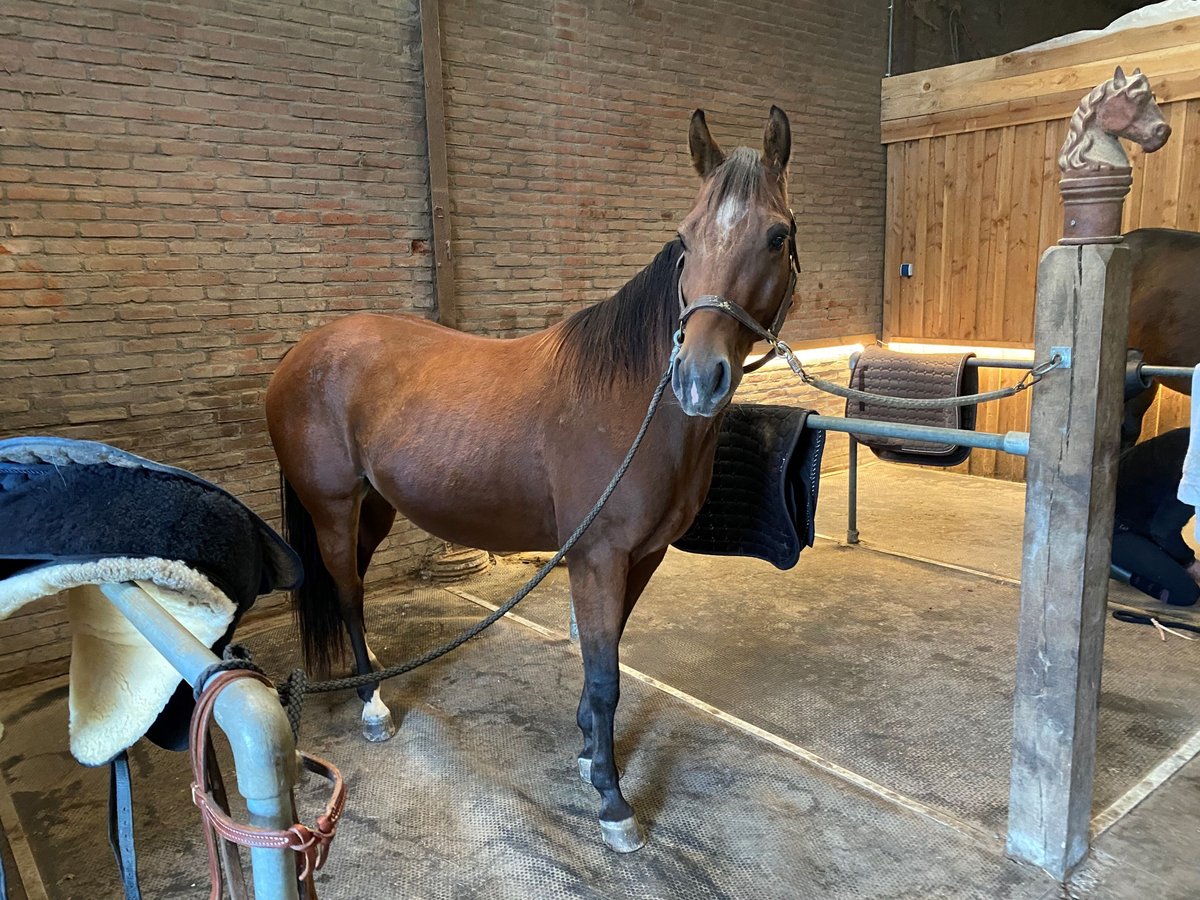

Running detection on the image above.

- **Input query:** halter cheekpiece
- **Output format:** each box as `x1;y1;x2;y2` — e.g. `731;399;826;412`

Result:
674;212;800;374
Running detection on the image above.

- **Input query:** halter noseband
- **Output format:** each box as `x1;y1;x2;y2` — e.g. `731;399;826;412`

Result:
674;213;800;374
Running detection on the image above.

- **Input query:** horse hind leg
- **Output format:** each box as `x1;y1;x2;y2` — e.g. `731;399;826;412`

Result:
351;486;399;741
309;489;397;742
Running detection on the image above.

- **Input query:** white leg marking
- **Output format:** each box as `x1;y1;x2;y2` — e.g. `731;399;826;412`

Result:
362;688;389;721
366;642;383;670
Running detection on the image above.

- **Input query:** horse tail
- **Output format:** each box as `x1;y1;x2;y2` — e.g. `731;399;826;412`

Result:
280;473;345;676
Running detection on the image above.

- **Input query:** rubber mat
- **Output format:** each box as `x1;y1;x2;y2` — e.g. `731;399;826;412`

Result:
482;543;1200;837
0;587;1055;899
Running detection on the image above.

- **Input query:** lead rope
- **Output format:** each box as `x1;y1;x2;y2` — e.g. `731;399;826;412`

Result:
779;347;1064;409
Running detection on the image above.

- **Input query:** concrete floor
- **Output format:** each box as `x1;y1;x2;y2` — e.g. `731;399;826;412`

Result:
0;464;1198;897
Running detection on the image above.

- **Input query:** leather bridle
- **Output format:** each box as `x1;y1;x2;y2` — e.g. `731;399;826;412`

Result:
675;211;800;374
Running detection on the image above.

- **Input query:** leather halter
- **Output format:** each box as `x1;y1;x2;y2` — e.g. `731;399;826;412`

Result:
675;212;800;374
190;669;347;899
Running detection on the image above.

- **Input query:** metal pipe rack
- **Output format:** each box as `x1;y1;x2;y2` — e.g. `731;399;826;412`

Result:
100;583;301;900
850;351;1194;381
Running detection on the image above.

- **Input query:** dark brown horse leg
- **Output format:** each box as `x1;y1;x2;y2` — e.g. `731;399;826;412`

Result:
576;548;666;784
573;549;665;853
356;486;397;667
314;495;396;742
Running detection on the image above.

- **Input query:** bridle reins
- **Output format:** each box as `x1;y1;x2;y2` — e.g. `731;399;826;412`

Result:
673;212;801;374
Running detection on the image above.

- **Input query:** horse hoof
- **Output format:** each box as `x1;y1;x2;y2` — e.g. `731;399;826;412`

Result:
578;756;592;783
599;816;646;853
362;712;396;742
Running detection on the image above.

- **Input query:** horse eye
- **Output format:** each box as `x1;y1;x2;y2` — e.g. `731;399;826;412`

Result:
769;233;787;251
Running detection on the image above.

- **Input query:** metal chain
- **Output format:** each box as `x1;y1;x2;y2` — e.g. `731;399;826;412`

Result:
778;346;1063;409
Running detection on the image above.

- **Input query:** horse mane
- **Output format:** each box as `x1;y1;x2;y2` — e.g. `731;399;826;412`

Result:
553;238;684;399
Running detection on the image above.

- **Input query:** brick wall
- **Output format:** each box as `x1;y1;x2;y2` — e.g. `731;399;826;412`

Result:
0;0;892;687
438;0;888;344
0;0;440;685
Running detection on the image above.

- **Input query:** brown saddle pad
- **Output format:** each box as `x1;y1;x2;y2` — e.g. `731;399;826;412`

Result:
845;347;978;467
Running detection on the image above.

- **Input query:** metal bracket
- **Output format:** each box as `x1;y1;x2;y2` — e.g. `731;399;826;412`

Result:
1050;346;1072;370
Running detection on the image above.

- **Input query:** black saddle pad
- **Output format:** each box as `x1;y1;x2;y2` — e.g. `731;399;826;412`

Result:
0;437;301;752
673;404;825;570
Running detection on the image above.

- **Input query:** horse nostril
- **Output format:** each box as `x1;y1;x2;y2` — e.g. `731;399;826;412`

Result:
710;359;730;400
1154;122;1172;142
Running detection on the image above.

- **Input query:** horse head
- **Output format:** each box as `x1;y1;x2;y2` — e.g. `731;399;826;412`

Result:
1060;67;1170;176
671;106;797;417
1099;67;1170;152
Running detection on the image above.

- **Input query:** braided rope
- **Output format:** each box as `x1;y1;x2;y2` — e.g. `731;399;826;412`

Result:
780;350;1062;410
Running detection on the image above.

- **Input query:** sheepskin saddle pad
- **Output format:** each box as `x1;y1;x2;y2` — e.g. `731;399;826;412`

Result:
673;404;826;571
0;437;301;767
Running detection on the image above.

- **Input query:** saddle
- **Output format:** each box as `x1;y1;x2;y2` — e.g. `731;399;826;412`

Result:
673;404;825;570
0;436;301;765
845;346;978;466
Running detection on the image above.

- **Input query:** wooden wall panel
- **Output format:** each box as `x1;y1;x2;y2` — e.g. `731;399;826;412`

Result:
882;24;1200;468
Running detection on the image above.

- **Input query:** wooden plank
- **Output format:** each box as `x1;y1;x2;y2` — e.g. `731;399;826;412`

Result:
1178;100;1200;230
899;140;919;341
1123;143;1147;232
420;0;457;326
907;139;931;340
883;89;1199;144
883;143;904;340
974;128;1002;343
958;131;985;340
1003;123;1040;345
1008;243;1134;880
982;127;1016;344
925;135;953;340
942;132;971;342
1037;119;1067;269
1138;101;1187;228
882;16;1200;107
970;366;1000;477
884;42;1200;124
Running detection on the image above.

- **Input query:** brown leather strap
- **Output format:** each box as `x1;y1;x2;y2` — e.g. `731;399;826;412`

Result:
189;670;347;898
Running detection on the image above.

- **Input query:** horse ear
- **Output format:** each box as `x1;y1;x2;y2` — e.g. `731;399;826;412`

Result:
763;105;791;174
689;110;725;178
1113;65;1127;88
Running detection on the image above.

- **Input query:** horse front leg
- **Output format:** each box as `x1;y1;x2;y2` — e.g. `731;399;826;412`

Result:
571;552;646;853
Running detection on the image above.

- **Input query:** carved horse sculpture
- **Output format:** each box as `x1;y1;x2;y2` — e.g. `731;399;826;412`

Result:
1057;66;1182;444
265;107;799;851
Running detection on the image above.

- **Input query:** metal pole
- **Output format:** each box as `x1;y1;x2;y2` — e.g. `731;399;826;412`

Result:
850;352;1193;381
847;437;860;544
100;583;300;900
806;414;1030;456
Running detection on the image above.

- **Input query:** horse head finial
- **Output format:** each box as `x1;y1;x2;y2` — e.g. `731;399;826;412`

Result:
1058;68;1172;244
1059;67;1170;178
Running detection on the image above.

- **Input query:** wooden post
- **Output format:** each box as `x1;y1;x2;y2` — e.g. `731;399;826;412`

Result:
1006;67;1170;880
1006;241;1131;878
419;0;456;327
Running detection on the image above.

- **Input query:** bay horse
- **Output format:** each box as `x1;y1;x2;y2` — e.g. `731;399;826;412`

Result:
265;107;799;851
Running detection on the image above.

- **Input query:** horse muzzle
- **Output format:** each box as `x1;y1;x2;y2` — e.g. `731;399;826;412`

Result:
671;348;734;417
1143;120;1172;153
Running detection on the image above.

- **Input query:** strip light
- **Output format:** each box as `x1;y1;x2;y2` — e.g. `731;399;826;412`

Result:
886;341;1035;361
744;342;866;369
